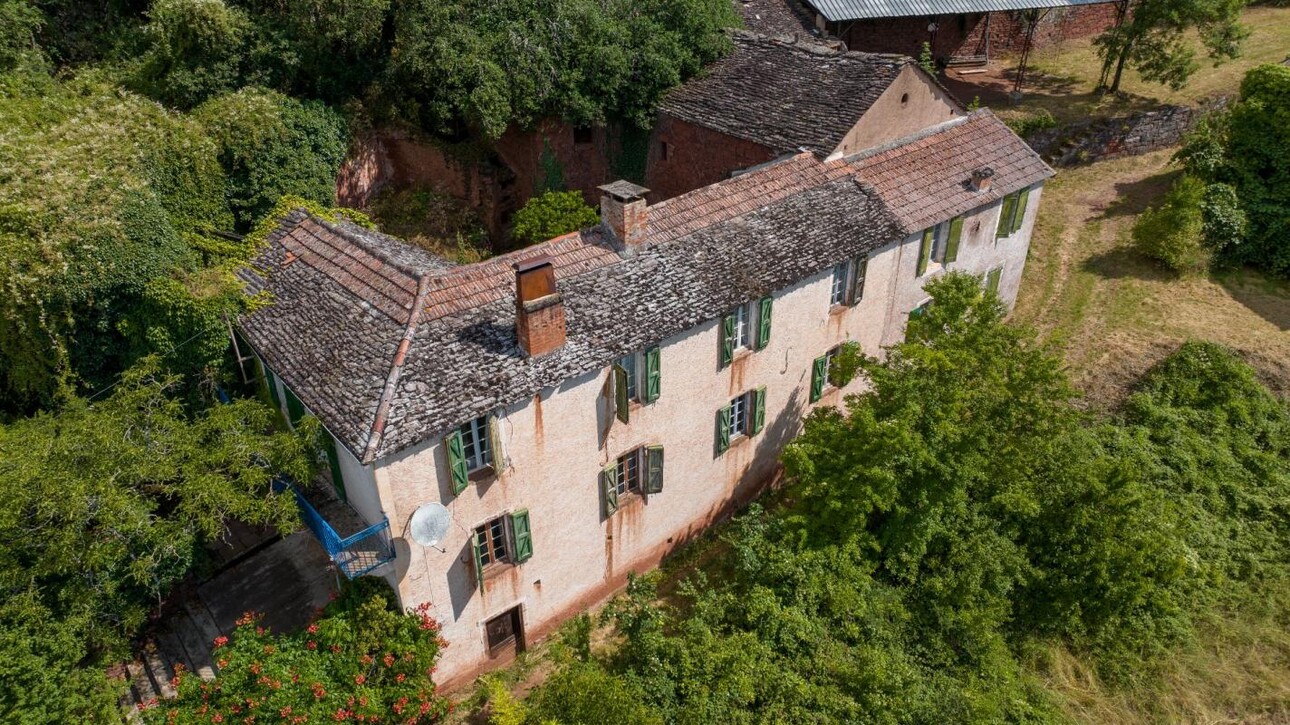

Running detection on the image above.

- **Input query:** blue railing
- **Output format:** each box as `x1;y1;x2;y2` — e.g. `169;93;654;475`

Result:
275;478;396;579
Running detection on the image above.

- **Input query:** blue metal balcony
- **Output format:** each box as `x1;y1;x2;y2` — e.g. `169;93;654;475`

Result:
276;479;396;579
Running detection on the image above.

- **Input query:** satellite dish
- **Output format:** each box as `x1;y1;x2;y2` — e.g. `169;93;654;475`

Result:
409;503;452;548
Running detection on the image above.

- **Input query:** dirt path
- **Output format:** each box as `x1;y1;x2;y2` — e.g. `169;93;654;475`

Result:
1012;150;1290;408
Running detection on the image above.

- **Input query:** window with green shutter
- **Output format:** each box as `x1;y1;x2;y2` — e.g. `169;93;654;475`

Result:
720;312;736;366
284;387;306;427
715;405;732;455
756;296;773;350
997;192;1019;238
445;430;470;495
917;227;933;277
810;355;827;402
1012;187;1030;234
471;529;486;591
751;387;766;435
612;362;630;424
645;446;664;494
643;346;661;403
321;434;348;502
510;510;533;563
986;267;1003;295
944;215;964;263
601;463;620;517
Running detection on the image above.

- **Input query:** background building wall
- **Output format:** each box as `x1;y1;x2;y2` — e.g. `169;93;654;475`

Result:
645;114;780;201
830;65;963;158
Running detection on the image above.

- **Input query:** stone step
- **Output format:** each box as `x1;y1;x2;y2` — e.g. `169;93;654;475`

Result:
172;609;218;680
143;644;177;699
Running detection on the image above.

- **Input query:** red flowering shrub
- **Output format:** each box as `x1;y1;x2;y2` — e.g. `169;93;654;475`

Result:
147;581;448;724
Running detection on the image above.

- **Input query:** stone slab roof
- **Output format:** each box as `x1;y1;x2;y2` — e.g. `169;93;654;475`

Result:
239;110;1051;463
850;110;1055;233
658;31;919;156
736;0;821;38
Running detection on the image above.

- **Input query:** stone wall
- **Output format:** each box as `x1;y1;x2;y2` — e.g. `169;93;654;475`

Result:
1026;96;1228;167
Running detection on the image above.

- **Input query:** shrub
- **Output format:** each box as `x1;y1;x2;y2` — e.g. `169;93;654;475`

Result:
511;190;599;246
1199;182;1247;253
1132;174;1209;273
1005;108;1058;138
147;581;450;723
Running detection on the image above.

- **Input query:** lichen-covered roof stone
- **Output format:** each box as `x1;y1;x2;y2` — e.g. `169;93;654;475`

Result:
239;110;1052;463
658;31;911;156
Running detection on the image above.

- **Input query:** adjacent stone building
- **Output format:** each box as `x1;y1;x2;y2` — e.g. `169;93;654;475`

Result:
238;94;1052;685
646;32;964;200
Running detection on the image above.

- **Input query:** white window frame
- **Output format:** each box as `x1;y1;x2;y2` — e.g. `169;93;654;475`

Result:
474;515;510;568
614;448;643;497
728;393;748;440
829;263;849;306
731;303;751;351
618;352;639;401
459;415;493;472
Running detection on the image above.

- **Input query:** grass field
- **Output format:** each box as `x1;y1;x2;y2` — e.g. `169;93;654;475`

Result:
1011;149;1290;408
946;6;1290;126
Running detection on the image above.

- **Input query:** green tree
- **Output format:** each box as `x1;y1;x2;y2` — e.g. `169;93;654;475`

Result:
146;580;450;723
0;358;316;720
1094;0;1247;93
1131;173;1211;273
511;190;599;246
196;87;350;228
137;0;253;108
0;0;41;70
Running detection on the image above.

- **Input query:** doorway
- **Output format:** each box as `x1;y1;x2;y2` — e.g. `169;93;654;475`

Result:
484;606;525;659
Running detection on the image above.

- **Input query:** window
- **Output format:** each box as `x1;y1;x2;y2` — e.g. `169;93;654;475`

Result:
829;263;848;305
661;141;670;161
985;266;1003;295
474;516;509;568
852;255;868;302
573;126;593;144
996;187;1031;239
810;346;843;402
459;415;492;471
615;448;642;497
602;446;664;516
732;303;750;350
729;393;748;440
715;388;766;454
917;215;963;277
471;510;533;589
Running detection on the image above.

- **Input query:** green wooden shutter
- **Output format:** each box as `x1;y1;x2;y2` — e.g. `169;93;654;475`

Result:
720;313;736;366
510;510;533;563
322;434;347;502
471;530;486;591
645;446;664;494
997;193;1017;238
944;216;964;263
810;355;827;403
445;430;469;495
751;386;766;435
715;406;732;455
601;464;619;517
613;363;630;424
643;346;661;403
284;387;305;427
850;256;868;304
986;267;1003;294
756;296;773;350
1012;187;1030;234
917;228;933;277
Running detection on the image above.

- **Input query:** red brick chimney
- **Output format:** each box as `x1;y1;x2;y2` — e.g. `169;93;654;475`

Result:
514;255;566;358
598;180;650;250
971;167;995;192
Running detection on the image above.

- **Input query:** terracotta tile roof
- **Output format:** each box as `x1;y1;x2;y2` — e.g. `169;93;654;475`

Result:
239;111;1052;462
849;109;1055;233
658;31;910;156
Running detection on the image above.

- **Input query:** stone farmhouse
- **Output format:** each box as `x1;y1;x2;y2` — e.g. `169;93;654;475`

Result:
236;35;1053;686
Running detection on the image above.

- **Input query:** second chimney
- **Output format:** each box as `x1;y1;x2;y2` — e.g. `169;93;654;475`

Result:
514;255;566;358
598;180;650;251
970;167;995;192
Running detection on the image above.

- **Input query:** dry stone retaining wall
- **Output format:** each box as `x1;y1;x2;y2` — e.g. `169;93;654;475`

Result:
1026;96;1229;167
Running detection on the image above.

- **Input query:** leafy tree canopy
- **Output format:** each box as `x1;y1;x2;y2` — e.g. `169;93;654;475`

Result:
1095;0;1248;93
0;358;316;721
511;190;599;246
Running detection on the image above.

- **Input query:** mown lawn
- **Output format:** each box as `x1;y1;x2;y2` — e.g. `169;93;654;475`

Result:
1011;149;1290;408
945;6;1290;126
